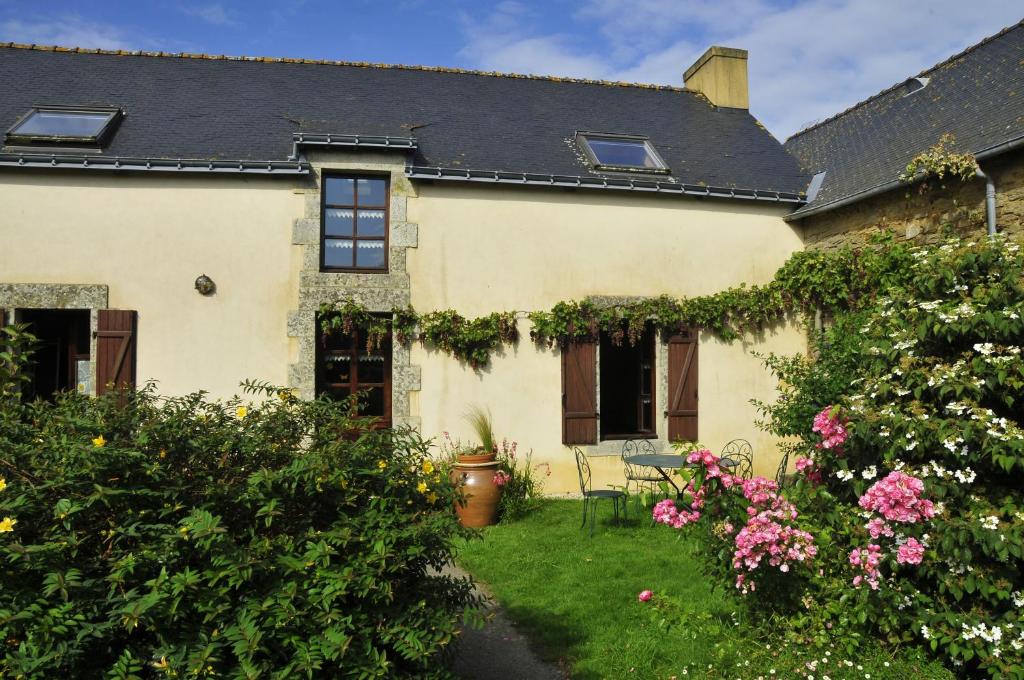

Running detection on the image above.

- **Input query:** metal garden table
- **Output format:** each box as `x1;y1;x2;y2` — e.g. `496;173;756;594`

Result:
625;453;738;497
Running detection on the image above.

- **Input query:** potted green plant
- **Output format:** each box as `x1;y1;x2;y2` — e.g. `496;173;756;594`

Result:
448;406;502;527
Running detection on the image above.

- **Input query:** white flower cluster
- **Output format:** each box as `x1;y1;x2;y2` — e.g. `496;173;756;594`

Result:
973;342;995;355
920;625;932;640
942;437;967;456
861;465;877;480
835;469;855;482
918;300;942;312
980;515;1000;531
953;467;976;484
1013;591;1024;608
937;302;977;323
961;622;1002;644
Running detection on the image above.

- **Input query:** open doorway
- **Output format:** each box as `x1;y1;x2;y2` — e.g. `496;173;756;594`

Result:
599;329;655;439
18;309;90;400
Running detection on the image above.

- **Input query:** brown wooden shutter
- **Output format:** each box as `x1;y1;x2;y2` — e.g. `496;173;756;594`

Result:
96;310;137;396
0;308;6;329
667;328;699;442
562;340;598;445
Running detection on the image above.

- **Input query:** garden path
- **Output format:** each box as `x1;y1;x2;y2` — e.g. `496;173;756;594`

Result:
446;564;567;679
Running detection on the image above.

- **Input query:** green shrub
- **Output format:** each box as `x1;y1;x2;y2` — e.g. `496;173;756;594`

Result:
756;236;1024;678
0;326;480;679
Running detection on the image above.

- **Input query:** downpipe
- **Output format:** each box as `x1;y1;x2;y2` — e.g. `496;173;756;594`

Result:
976;167;997;237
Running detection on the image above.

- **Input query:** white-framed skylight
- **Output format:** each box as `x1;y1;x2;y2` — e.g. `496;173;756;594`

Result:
576;132;669;173
5;106;124;145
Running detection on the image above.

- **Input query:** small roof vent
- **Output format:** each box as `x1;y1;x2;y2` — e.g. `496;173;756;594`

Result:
902;77;930;97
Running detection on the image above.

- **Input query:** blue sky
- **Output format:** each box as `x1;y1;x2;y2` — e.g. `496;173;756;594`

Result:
1;1;1020;139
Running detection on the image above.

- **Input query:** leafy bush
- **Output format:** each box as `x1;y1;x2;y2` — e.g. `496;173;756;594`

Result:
492;439;547;523
752;236;1024;677
0;326;480;679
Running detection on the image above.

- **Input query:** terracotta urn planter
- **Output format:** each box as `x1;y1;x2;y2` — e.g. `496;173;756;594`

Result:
451;450;502;527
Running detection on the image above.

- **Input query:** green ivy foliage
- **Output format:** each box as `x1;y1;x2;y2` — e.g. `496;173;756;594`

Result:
0;327;481;679
317;236;917;366
758;236;1024;678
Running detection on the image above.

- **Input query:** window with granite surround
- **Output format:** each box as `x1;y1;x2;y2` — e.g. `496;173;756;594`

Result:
320;175;389;272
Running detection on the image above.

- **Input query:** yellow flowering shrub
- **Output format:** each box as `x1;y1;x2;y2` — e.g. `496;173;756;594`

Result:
0;328;479;679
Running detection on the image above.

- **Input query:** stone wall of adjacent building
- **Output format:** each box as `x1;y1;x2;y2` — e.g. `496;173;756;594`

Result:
798;150;1024;250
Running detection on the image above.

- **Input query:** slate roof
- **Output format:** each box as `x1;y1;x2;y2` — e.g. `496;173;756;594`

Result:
0;44;808;201
784;20;1024;219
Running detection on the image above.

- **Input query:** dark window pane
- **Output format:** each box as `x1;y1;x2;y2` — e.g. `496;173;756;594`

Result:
13;110;112;138
324;208;354;237
355;241;386;269
356;178;386;206
586;138;661;168
325;177;355;205
324;238;354;268
356;209;386;237
321;353;352;384
323;331;356;352
359;386;386;416
358;353;386;383
324;386;351;402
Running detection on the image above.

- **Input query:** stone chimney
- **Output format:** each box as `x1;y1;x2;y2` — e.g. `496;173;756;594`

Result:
683;46;749;109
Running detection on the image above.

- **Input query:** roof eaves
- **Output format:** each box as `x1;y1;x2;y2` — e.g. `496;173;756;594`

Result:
407;165;805;204
786;131;1024;221
0;152;308;174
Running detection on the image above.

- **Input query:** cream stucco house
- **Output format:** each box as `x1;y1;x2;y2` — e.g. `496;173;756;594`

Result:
0;42;824;492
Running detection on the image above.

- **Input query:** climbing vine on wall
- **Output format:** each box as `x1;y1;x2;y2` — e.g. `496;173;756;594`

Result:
318;234;920;368
898;133;979;191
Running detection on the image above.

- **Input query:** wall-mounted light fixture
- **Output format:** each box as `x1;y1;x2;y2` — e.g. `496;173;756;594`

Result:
194;274;216;296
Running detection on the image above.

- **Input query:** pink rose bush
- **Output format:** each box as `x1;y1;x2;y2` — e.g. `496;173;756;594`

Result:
848;471;933;589
812;406;848;451
637;589;653;602
653;448;817;596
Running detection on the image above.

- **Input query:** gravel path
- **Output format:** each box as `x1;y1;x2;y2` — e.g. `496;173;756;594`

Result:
445;564;567;680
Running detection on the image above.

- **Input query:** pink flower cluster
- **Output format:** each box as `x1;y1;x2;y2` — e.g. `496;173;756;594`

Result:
732;476;817;594
492;470;512;487
637;589;653;602
849;544;883;590
794;455;823;484
896;537;925;565
850;471;932;588
812;406;848;450
652;498;700;528
858;471;935;524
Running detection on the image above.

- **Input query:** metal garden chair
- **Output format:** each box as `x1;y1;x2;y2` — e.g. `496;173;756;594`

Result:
721;439;754;480
621;439;664;498
574;447;627;537
774;451;791;489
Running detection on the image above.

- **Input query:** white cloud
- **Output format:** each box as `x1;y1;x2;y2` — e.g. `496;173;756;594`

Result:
0;14;138;50
458;0;1024;139
182;3;236;27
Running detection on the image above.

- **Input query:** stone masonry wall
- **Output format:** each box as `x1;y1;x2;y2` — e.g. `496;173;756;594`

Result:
799;150;1024;250
286;150;421;429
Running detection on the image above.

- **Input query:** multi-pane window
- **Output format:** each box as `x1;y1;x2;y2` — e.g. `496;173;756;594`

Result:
321;176;388;271
315;321;392;427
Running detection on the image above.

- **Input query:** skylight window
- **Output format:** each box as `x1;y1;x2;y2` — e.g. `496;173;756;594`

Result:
576;132;668;173
6;106;123;145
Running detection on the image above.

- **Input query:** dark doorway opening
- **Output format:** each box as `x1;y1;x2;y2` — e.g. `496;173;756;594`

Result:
18;309;90;400
600;329;655;439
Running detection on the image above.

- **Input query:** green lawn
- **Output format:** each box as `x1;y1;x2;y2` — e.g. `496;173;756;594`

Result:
457;499;953;680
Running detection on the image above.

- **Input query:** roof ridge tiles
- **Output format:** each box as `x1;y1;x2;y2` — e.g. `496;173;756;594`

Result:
0;41;696;94
785;18;1024;142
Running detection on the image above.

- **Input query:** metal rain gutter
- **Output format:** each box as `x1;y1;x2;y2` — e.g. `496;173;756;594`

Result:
289;132;417;160
0;153;309;174
787;132;1024;222
405;165;805;204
